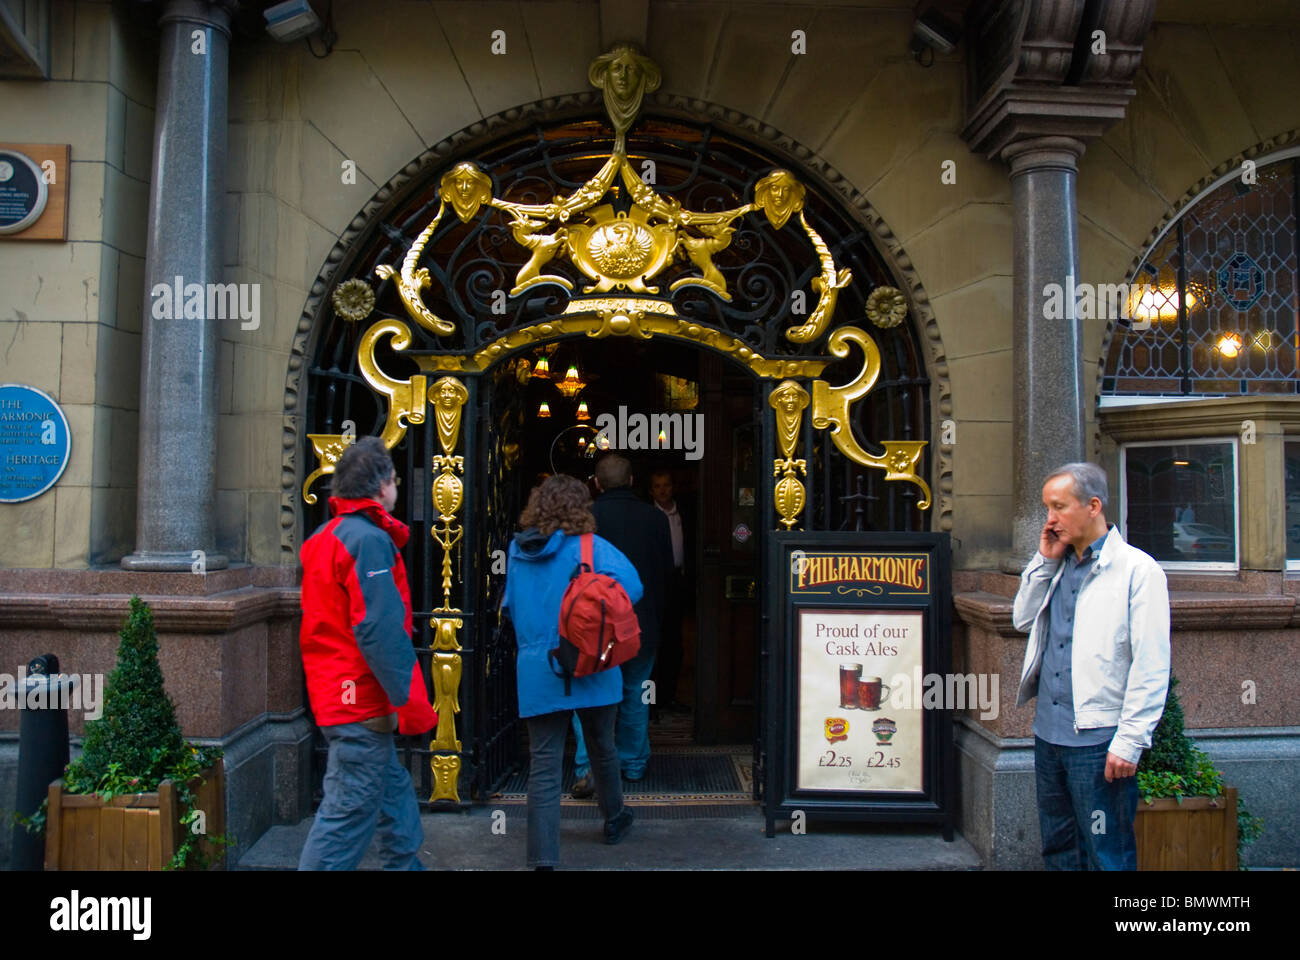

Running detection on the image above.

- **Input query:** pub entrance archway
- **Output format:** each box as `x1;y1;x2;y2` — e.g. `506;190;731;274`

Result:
289;47;943;810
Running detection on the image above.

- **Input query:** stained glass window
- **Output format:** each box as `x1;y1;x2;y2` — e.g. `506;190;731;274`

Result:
1103;156;1299;396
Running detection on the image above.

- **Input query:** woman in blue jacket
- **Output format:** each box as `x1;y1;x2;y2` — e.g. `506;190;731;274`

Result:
502;474;644;869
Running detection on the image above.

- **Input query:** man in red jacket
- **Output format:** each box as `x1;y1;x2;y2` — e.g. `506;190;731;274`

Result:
297;437;437;870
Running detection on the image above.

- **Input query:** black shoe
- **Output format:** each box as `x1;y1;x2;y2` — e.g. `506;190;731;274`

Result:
604;807;634;845
571;774;595;799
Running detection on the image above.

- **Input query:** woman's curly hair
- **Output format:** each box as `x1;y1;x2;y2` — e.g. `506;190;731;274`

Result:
519;474;596;536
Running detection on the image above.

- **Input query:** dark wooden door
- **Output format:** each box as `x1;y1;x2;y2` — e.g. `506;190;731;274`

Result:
694;356;760;745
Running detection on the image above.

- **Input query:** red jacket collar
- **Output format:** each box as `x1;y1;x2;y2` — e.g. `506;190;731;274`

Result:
328;497;410;548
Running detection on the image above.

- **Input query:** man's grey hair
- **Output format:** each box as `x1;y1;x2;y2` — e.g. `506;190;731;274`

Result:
595;453;633;490
1044;461;1108;509
332;436;394;499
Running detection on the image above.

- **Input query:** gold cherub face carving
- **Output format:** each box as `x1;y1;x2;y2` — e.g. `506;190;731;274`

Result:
434;376;468;411
754;170;806;230
440;163;493;223
589;44;662;148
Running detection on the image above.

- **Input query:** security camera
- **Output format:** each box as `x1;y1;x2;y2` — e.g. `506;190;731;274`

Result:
264;0;323;42
911;8;961;59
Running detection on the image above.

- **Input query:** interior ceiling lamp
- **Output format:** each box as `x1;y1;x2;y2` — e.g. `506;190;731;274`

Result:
537;401;552;418
1216;332;1243;359
556;364;586;399
264;0;322;41
576;400;590;421
532;353;551;379
1129;283;1198;323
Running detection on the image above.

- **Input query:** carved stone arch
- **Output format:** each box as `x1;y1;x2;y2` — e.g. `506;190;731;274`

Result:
279;92;956;561
1090;127;1300;458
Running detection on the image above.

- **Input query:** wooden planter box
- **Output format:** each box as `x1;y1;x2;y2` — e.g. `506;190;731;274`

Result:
43;763;226;871
1136;786;1237;871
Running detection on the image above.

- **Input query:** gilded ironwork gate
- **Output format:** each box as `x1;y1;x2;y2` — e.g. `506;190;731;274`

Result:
301;44;934;810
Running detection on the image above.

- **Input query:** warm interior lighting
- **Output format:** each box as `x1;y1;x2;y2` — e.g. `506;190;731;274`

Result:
557;364;586;399
1173;460;1190;466
1252;330;1275;351
657;428;668;445
1128;284;1198;323
532;355;551;379
595;433;611;450
576;400;590;420
1216;332;1243;359
577;436;586;446
537;401;551;418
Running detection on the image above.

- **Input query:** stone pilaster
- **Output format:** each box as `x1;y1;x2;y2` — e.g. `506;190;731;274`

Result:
122;0;231;571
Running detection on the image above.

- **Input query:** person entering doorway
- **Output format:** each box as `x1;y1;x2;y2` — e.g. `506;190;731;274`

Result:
649;468;691;715
570;454;674;797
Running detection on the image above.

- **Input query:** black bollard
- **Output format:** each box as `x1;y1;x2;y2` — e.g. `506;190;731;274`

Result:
11;654;72;871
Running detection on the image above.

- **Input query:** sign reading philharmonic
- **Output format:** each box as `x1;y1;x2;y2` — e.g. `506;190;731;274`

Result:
0;384;71;503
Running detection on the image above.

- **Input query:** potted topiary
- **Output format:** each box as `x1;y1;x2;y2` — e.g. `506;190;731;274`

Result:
1135;675;1263;870
42;596;230;870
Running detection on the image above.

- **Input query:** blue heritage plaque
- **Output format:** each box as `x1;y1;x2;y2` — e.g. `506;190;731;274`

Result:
0;384;71;503
0;150;49;234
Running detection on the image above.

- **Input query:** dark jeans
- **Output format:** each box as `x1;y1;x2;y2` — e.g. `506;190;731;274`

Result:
525;703;624;868
1034;736;1138;870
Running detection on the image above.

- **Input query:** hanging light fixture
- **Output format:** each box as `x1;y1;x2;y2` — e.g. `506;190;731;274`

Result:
576;400;590;420
537;401;552;418
557;363;586;399
532;353;551;379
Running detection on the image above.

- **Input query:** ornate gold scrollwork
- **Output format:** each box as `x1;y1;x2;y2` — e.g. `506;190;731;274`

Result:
811;326;932;509
373;201;455;336
430;754;461;803
359;319;428;449
770;381;810;529
302;319;427;504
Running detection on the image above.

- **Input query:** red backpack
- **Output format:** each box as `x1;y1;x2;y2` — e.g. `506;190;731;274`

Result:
549;533;641;695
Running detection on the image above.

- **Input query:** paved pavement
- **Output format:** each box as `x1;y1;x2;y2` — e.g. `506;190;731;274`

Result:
237;806;985;870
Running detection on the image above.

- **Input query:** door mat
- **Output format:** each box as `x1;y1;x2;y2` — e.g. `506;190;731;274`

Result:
490;748;756;811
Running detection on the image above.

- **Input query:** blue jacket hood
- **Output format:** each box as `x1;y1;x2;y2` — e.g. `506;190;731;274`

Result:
511;527;563;559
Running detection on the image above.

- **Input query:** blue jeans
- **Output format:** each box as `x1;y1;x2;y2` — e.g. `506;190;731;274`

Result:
298;722;426;871
573;647;656;779
525;704;624;867
1034;736;1138;871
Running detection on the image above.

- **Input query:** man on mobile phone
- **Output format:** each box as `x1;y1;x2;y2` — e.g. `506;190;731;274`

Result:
1012;462;1170;870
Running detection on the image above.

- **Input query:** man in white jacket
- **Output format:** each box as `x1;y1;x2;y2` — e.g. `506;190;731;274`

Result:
1012;462;1170;870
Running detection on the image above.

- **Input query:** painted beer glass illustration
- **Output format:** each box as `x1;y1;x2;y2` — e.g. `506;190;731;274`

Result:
856;676;892;710
838;664;862;708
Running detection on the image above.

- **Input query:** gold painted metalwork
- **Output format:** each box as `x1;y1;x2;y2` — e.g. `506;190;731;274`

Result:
302;318;427;504
770;381;810;529
430;754;461;803
471;306;828;380
866;285;908;329
430;651;463;752
811;326;932;509
331;278;375;322
359;319;428;449
785;211;853;344
429;376;467;613
301;433;351;506
371;48;851;347
589;42;661;154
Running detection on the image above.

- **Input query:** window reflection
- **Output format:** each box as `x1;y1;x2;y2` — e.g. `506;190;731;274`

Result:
1123;441;1237;566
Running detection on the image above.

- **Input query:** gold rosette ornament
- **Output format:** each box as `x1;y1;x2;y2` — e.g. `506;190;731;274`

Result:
865;286;908;329
332;279;375;323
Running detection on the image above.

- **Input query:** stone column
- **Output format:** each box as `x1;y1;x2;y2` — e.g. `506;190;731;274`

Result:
1002;136;1087;571
122;0;230;571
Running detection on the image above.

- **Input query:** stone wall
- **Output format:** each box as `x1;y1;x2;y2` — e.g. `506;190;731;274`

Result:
0;0;154;568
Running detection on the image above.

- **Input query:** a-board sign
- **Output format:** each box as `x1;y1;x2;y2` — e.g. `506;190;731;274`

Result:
0;384;72;503
764;531;954;839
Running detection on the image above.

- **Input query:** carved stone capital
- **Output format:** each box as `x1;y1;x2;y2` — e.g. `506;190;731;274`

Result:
962;0;1156;161
1001;135;1085;175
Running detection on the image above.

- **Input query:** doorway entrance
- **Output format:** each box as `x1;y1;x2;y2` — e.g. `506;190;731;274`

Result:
479;335;763;802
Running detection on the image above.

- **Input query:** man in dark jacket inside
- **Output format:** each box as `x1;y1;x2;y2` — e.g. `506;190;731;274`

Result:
572;454;674;796
297;436;436;870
